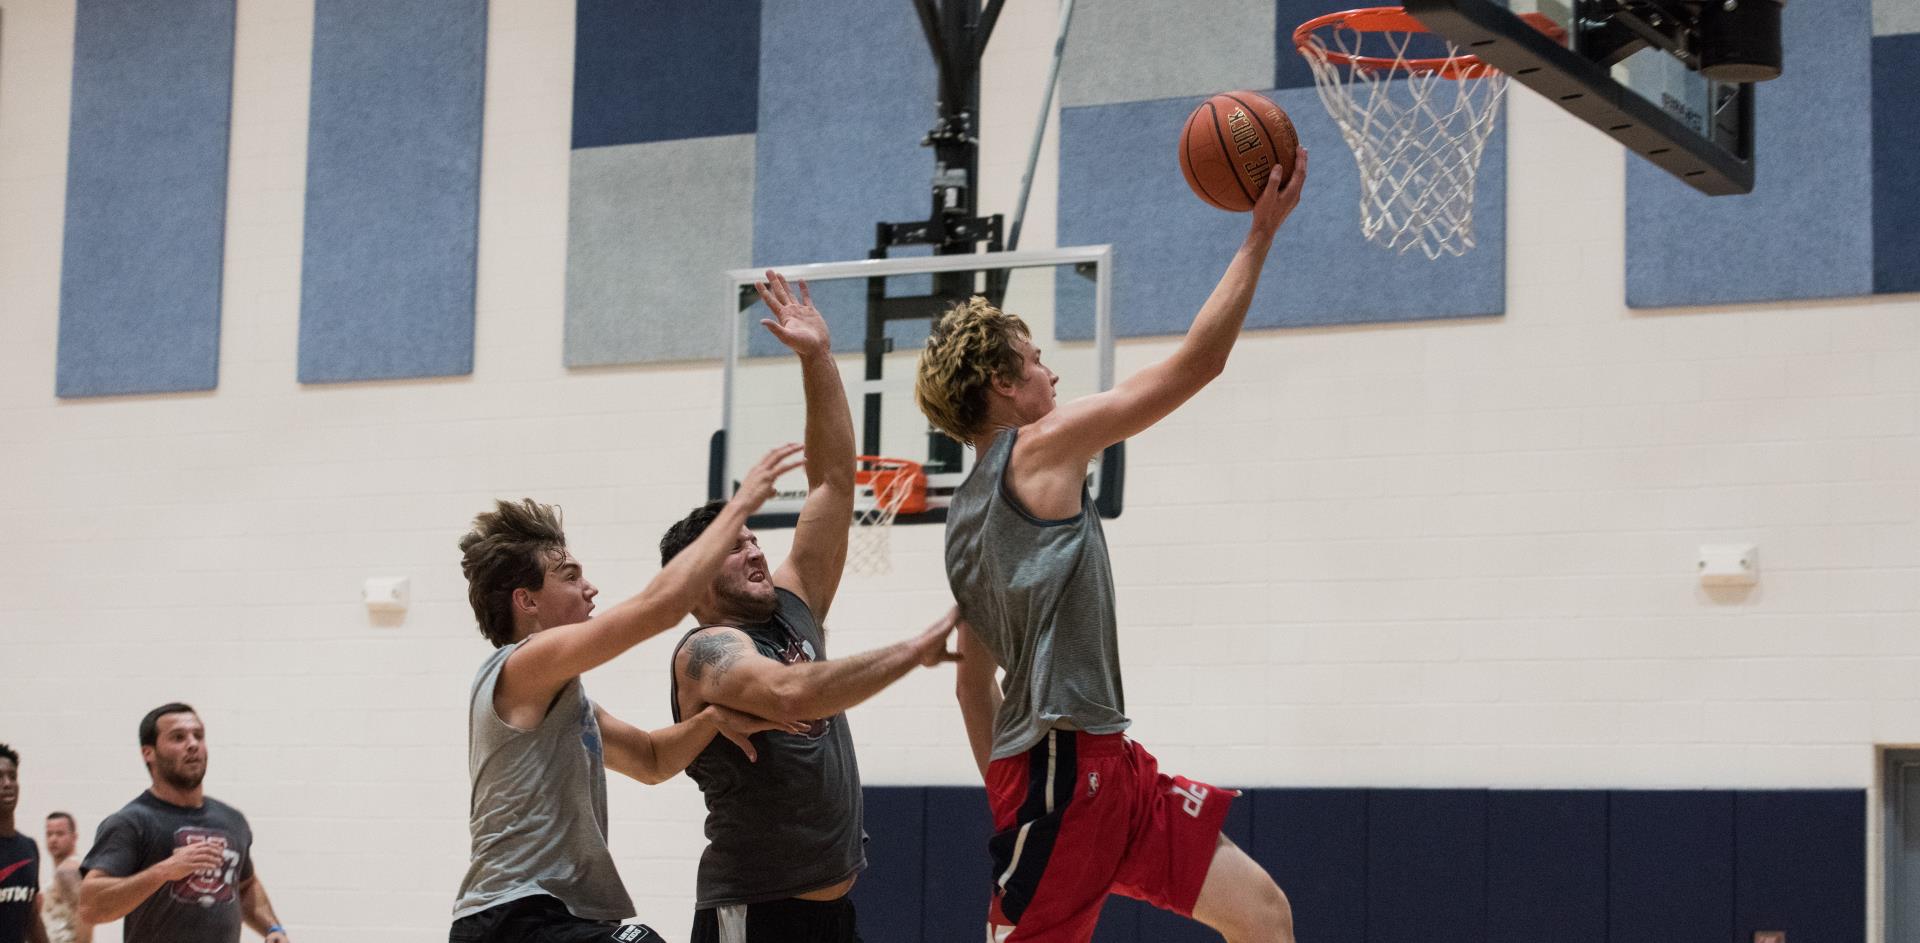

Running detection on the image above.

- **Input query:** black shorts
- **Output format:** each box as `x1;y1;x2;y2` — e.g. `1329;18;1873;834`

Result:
689;897;861;943
449;896;662;943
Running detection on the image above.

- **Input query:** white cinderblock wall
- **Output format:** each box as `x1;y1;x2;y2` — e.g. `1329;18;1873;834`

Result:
3;1;1916;940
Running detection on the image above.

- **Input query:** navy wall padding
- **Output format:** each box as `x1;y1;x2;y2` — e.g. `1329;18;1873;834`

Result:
571;1;759;149
1873;33;1920;294
1254;789;1368;943
923;787;994;941
1487;790;1608;943
1368;790;1487;943
852;787;926;942
56;0;235;398
1626;0;1875;307
1609;791;1735;943
297;0;487;384
1056;87;1503;341
750;0;936;357
1735;791;1866;943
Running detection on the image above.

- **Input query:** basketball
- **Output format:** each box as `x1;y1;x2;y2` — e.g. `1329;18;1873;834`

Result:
1178;91;1298;212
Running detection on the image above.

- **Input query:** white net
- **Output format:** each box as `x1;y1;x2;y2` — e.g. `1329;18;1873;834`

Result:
846;459;924;577
1298;14;1513;259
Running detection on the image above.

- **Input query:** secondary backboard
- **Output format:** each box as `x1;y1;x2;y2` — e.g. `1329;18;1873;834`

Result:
1406;0;1756;194
713;246;1120;529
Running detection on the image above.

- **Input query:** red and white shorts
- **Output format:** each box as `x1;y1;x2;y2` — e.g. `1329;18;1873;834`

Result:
983;730;1236;942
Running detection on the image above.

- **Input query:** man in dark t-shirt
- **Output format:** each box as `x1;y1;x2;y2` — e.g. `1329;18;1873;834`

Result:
78;705;289;943
0;744;50;943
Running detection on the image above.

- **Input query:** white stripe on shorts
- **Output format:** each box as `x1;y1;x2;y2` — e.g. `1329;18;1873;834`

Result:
717;904;747;943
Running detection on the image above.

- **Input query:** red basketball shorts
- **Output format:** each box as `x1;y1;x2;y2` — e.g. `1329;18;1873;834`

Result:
983;730;1237;942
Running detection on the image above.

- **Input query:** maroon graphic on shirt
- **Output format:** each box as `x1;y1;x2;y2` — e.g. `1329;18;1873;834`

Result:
168;827;240;907
774;631;832;740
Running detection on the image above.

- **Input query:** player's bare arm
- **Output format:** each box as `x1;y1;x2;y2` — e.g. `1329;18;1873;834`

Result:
1011;149;1309;513
595;704;804;783
495;443;805;727
78;840;225;923
236;874;288;942
953;619;1003;781
757;271;858;620
675;608;960;724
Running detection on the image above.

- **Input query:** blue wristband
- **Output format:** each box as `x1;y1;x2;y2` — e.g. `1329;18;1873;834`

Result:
267;926;284;937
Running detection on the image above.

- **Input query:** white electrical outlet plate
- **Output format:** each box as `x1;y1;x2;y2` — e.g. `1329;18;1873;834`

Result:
363;576;410;613
1698;544;1758;586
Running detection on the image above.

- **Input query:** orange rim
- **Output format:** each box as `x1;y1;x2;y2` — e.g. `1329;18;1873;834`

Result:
854;456;927;515
1293;7;1566;79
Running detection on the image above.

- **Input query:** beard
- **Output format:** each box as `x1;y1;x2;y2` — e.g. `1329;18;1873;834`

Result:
719;579;778;623
156;756;206;790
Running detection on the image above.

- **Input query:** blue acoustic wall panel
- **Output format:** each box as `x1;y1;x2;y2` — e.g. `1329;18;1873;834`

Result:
56;0;235;398
1057;89;1503;341
1487;791;1608;943
1254;789;1368;943
750;0;935;356
1610;791;1735;943
1626;0;1875;307
1735;791;1866;943
924;787;994;941
853;787;926;942
1872;32;1920;294
571;0;759;149
297;0;487;384
1368;790;1487;943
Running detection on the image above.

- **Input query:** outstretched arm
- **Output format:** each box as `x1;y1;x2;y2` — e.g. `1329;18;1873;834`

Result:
759;272;858;620
1019;149;1309;475
496;443;805;726
678;608;960;724
954;619;1003;781
596;704;805;783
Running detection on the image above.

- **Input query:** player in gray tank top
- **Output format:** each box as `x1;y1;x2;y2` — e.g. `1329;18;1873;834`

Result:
917;151;1310;942
661;272;962;943
450;439;805;943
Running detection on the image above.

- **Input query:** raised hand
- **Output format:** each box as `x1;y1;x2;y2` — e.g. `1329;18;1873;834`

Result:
913;606;963;668
1251;146;1309;237
754;270;831;357
709;704;808;762
731;443;805;513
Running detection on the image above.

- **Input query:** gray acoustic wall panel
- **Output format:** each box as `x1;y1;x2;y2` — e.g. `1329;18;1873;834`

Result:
1877;0;1920;37
297;0;487;384
565;135;756;366
1626;0;1875;307
1057;86;1503;340
1059;0;1275;108
57;0;236;398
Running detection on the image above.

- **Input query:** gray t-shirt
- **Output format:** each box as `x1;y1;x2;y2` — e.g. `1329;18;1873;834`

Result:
670;589;866;907
945;428;1131;759
80;792;255;943
453;641;634;921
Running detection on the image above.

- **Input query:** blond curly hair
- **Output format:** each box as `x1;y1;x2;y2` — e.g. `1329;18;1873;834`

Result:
914;296;1031;442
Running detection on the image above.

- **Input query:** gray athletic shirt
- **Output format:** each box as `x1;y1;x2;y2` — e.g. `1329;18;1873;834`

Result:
453;641;634;921
945;428;1131;759
670;589;866;908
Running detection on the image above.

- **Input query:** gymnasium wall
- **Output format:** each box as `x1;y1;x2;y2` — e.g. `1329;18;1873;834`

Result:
2;1;1918;941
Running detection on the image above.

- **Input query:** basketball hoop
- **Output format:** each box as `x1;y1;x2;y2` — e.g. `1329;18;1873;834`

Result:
847;456;927;576
1294;7;1564;259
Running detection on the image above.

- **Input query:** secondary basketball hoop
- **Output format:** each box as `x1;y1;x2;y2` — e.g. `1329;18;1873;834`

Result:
1294;7;1563;260
847;456;928;576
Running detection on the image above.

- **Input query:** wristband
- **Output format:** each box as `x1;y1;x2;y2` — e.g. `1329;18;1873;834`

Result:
267;925;285;937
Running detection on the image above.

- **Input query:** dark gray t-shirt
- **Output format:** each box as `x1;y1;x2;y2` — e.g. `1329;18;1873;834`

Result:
671;588;866;907
81;792;255;943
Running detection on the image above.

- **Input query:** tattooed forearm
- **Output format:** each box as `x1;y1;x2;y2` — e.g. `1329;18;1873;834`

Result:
686;631;747;682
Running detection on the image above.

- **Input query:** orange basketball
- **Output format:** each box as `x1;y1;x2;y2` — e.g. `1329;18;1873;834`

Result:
1178;91;1298;212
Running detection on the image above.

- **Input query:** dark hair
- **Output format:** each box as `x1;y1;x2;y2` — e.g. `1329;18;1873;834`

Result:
460;499;568;647
660;499;729;568
0;743;16;767
46;812;75;829
139;703;198;747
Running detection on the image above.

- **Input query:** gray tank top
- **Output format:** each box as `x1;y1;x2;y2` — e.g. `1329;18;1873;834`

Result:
453;642;634;921
945;428;1130;759
670;589;866;908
